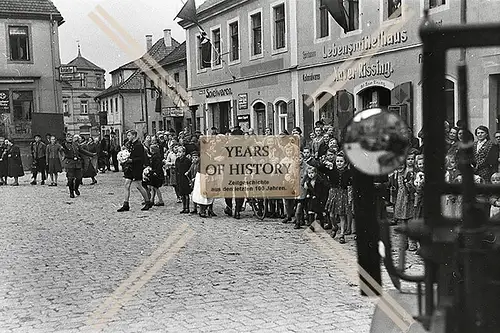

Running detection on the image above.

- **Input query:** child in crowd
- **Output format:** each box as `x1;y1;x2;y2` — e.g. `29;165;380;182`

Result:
147;145;165;206
323;152;352;243
443;154;461;218
294;151;309;229
414;155;425;220
490;172;500;217
187;152;200;215
394;149;418;252
302;166;329;232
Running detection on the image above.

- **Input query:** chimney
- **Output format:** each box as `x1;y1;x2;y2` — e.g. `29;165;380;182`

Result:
146;34;153;51
164;29;172;48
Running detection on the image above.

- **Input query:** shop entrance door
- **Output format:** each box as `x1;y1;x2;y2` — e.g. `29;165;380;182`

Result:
359;86;391;110
253;102;266;134
212;102;230;134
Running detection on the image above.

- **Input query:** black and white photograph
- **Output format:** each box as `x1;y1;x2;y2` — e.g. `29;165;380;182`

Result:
1;0;500;332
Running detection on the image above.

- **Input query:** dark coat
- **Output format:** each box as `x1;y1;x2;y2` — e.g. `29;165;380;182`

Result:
123;139;148;181
302;174;329;214
7;145;24;177
61;141;94;170
175;155;192;195
146;154;165;188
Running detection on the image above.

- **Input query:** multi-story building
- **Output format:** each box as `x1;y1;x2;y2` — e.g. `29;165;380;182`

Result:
179;0;300;135
0;0;64;164
95;30;179;143
61;48;105;138
144;42;204;135
180;0;500;136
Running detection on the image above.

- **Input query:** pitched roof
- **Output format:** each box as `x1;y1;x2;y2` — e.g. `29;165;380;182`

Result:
95;69;143;99
67;55;105;72
0;0;64;24
110;37;180;74
197;0;226;13
158;42;186;67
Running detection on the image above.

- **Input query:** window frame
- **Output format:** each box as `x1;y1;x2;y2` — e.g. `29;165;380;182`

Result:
196;33;210;73
174;72;180;83
420;0;449;16
270;1;288;55
227;17;241;65
63;100;70;115
315;0;331;41
248;8;264;60
276;100;288;134
7;24;33;63
11;90;34;121
81;100;89;115
210;25;223;70
380;0;404;24
339;0;362;38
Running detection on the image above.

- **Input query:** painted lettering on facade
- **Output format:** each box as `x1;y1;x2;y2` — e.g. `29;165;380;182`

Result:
323;30;408;59
331;60;394;82
206;88;232;98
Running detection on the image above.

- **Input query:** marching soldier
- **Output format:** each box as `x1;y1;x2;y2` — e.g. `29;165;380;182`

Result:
61;133;96;198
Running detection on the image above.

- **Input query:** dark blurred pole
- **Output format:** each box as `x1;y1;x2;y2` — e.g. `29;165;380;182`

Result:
460;0;467;62
352;169;381;296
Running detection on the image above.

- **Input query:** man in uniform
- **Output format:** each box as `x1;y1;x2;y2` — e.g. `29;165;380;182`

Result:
117;129;152;212
61;133;96;198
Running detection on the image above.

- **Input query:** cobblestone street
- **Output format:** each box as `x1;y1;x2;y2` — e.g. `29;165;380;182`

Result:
0;172;422;333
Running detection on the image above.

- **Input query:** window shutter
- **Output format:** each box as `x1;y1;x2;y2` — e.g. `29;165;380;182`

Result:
390;82;413;128
287;99;295;132
232;99;238;128
302;94;314;136
267;102;274;133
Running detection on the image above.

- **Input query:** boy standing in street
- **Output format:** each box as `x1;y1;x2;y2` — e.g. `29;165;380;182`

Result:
117;130;152;212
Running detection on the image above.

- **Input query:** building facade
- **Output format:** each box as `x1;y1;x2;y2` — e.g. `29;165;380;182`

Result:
0;0;64;164
181;0;500;137
95;30;179;143
180;0;299;135
61;49;105;138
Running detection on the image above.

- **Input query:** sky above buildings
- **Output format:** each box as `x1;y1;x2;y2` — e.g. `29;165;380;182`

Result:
52;0;206;86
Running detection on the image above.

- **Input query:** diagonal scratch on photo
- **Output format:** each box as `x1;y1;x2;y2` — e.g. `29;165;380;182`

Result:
2;0;500;332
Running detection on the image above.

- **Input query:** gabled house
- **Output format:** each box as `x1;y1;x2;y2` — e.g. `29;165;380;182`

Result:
95;29;179;143
61;47;106;138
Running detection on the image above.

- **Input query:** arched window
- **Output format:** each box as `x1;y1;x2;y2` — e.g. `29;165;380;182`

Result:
276;101;287;133
317;92;334;126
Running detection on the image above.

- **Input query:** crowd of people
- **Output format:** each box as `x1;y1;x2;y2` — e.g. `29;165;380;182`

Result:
2;118;500;248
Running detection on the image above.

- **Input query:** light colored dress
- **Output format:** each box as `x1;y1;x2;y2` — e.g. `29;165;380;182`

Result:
192;172;214;205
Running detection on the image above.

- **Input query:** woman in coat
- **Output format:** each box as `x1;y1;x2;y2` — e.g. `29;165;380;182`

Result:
175;146;192;213
473;125;499;183
46;135;63;186
81;137;98;185
5;139;24;185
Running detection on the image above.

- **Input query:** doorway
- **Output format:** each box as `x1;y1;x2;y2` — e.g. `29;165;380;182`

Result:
173;117;184;135
253;102;266;134
358;86;391;110
212;102;230;134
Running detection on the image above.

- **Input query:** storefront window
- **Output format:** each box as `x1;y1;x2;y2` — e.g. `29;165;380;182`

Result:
318;92;334;126
12;90;33;121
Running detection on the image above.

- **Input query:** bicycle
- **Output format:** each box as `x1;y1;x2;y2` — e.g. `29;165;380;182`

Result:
245;197;268;221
